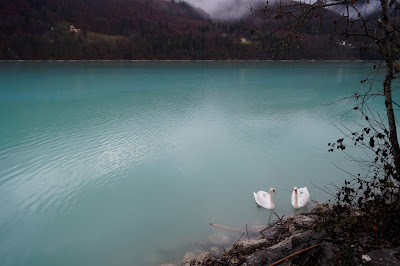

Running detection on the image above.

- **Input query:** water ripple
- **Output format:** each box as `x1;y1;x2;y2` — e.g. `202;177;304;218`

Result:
0;62;377;266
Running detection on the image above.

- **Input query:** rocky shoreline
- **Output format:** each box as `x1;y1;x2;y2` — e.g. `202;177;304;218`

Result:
162;204;400;266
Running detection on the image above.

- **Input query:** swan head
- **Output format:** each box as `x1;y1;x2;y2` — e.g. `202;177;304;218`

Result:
294;187;298;194
269;188;276;194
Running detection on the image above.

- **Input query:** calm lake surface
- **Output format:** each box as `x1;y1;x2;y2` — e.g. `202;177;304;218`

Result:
0;62;378;265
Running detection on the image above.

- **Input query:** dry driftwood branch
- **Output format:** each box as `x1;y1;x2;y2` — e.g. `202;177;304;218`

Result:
209;223;245;232
269;243;321;266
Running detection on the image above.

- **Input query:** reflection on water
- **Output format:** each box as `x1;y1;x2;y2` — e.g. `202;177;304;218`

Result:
0;62;380;265
265;209;274;225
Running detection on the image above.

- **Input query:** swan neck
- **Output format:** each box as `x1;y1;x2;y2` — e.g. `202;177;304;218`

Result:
294;192;299;208
270;191;273;204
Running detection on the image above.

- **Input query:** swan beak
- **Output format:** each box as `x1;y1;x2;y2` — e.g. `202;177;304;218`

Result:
295;190;297;194
273;190;276;194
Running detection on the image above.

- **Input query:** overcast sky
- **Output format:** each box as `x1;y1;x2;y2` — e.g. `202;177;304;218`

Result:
183;0;382;20
183;0;265;20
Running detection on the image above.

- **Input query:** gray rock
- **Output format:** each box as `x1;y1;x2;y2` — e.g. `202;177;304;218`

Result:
260;223;281;238
311;203;330;213
362;254;372;262
246;245;288;265
316;241;340;265
269;234;296;249
210;246;222;259
291;231;312;247
366;248;400;266
246;232;336;266
234;238;269;254
291;215;313;224
230;257;240;264
288;224;296;235
183;251;196;266
246;235;294;265
195;251;211;265
356;232;371;248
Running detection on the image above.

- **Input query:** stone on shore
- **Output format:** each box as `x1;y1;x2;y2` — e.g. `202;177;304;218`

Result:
209;246;222;259
183;251;196;266
195;251;212;265
175;204;399;266
365;248;400;265
234;238;269;254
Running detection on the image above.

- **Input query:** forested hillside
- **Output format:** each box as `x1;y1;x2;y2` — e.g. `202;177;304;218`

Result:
0;0;377;59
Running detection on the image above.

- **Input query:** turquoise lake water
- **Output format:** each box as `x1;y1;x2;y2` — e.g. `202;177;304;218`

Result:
0;62;381;265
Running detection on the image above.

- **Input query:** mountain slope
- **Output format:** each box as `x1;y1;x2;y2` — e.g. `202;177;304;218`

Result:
0;0;376;59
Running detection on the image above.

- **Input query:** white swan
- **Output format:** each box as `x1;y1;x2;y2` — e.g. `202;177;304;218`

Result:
253;188;276;209
291;187;310;209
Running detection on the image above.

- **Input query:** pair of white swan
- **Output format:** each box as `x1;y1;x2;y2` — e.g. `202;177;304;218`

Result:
253;187;310;210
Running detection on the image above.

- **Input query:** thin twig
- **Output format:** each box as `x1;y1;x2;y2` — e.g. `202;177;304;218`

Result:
224;232;246;257
235;232;245;244
311;182;336;197
274;212;285;224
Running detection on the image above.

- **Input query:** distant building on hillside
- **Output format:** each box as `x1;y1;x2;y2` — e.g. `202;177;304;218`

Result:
241;37;247;43
69;25;81;32
339;40;352;46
